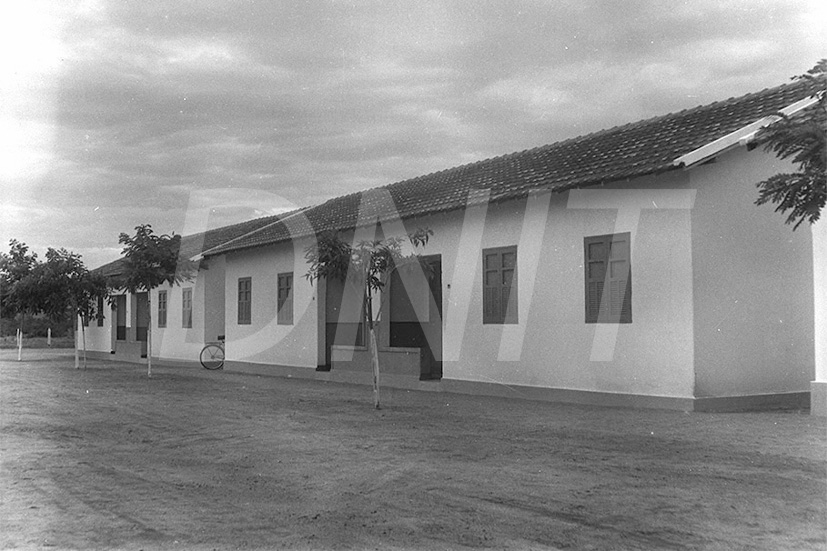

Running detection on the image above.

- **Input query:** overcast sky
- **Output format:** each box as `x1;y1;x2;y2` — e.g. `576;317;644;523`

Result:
1;1;824;268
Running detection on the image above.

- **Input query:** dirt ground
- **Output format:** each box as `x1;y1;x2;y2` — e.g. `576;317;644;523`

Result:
1;350;825;551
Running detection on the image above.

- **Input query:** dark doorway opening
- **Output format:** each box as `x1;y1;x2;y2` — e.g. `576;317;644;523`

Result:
389;255;442;380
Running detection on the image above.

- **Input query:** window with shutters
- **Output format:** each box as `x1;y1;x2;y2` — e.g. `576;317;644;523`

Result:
584;233;632;323
97;296;105;327
157;290;167;328
182;288;193;328
238;277;252;325
277;272;293;325
482;246;518;324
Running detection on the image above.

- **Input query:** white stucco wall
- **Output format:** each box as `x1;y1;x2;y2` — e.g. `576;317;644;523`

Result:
223;239;319;369
690;146;814;397
76;301;113;354
149;255;227;363
358;171;697;399
152;284;199;363
180;143;815;402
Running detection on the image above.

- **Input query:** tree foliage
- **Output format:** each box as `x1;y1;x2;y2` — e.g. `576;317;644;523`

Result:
0;240;40;322
117;224;190;293
36;248;108;325
117;224;193;377
306;228;433;293
756;59;827;229
1;241;107;364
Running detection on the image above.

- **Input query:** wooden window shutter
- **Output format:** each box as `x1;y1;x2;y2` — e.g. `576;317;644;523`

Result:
482;246;518;324
277;273;293;325
584;233;631;323
238;278;252;325
182;288;193;328
483;252;501;324
157;291;167;328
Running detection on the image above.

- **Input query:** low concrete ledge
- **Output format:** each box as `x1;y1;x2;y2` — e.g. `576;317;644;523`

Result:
82;346;146;364
153;357;202;370
80;350;204;369
224;359;428;391
810;382;827;417
82;350;115;361
114;340;147;362
207;359;817;413
224;360;319;380
331;345;421;377
440;379;695;411
693;391;810;413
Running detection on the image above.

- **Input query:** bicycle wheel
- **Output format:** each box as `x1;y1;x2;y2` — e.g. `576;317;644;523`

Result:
200;343;225;370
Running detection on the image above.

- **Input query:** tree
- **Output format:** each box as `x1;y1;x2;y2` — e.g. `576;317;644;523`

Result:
0;240;40;322
36;248;108;369
755;59;826;229
118;224;191;378
1;240;41;359
2;242;108;364
305;228;432;409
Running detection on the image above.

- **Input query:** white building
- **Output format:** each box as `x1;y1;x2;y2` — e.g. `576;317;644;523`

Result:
81;78;827;414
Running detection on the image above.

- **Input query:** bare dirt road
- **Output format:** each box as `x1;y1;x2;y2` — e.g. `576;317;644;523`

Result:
1;349;825;550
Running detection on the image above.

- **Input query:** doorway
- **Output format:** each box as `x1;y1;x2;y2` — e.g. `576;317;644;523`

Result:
135;292;148;343
389;255;442;380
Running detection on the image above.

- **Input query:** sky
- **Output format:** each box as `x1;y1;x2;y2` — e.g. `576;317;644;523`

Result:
1;0;824;269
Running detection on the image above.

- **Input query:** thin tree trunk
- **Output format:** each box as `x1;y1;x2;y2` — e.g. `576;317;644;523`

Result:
365;292;380;409
146;299;152;378
369;326;380;410
17;314;24;361
74;319;80;369
82;322;87;369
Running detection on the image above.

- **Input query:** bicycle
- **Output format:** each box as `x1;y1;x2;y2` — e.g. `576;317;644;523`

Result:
200;336;225;370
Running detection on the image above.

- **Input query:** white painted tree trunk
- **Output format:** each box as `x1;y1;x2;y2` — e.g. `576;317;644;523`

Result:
146;299;152;379
82;323;87;369
75;315;80;368
369;327;380;410
364;285;382;410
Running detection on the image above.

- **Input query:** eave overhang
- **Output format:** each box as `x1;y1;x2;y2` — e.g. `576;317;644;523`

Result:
672;94;820;170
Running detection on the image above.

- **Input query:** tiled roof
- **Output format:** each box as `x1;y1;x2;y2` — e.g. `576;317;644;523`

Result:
203;78;821;258
92;212;292;277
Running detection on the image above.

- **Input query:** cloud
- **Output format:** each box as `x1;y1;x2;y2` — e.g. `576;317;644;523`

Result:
1;0;823;268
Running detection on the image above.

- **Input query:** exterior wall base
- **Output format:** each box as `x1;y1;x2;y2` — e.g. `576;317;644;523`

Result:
225;359;434;391
225;360;812;413
154;357;202;369
810;382;827;417
83;350;116;361
113;340;147;362
440;379;695;411
83;349;146;364
331;345;420;377
692;392;810;413
74;353;816;414
76;350;203;369
225;360;321;380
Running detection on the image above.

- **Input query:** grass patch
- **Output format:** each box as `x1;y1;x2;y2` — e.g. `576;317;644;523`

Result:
0;336;75;349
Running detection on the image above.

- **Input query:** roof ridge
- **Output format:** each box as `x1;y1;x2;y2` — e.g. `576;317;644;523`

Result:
351;79;818;195
533;78;817;151
181;210;288;243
